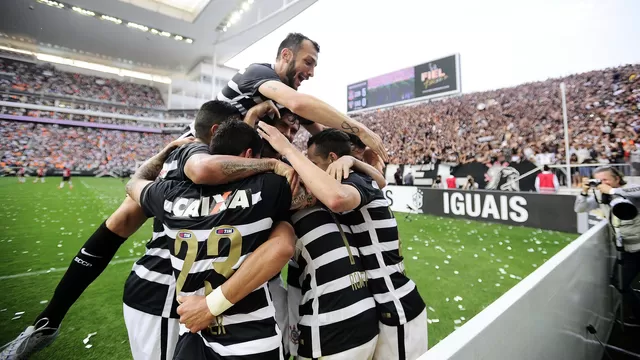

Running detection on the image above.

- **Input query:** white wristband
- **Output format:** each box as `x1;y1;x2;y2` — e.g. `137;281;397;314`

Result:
206;287;234;316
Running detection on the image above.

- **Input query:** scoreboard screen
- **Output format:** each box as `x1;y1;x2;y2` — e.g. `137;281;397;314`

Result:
346;54;460;112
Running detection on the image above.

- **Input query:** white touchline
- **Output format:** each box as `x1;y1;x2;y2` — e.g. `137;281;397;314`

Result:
0;257;138;281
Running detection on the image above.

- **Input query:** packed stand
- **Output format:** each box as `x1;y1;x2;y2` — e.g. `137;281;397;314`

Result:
0;120;173;172
0;57;165;108
308;64;640;174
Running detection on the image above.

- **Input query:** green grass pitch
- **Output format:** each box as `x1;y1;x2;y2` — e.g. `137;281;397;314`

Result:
0;177;577;359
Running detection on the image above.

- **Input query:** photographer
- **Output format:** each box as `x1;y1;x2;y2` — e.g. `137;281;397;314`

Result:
462;175;479;190
574;166;640;323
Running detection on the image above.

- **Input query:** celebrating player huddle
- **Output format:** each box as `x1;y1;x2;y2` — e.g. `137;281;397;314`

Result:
1;33;426;360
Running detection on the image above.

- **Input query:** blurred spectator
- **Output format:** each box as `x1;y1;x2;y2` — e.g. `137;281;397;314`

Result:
403;170;414;185
462;175;479;190
535;165;560;193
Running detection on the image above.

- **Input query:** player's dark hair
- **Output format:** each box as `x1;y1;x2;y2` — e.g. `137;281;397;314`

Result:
194;100;241;142
210;119;263;157
543;165;550;172
276;33;320;60
347;133;366;150
307;129;351;159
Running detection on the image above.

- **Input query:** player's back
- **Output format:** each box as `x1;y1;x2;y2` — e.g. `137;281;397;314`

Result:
141;171;291;358
287;205;378;358
337;171;426;327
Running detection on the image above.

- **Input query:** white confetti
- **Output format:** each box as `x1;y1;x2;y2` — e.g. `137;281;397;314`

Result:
428;306;436;312
474;254;478;258
11;316;21;320
445;298;450;302
412;256;418;260
435;265;440;269
454;271;459;275
444;260;449;264
454;319;462;324
40;300;48;304
527;248;534;252
496;283;501;287
85;344;93;349
461;317;466;320
14;311;25;316
478;279;482;282
60;227;65;230
407;247;413;251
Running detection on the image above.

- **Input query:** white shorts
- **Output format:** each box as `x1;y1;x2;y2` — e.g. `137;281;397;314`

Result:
373;309;428;360
296;335;378;360
123;303;180;360
268;276;289;353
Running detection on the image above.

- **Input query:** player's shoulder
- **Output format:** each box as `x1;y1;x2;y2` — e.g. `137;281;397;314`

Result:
344;171;373;185
242;63;278;77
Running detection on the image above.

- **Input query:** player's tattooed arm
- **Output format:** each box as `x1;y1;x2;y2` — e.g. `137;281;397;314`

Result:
186;155;297;188
126;138;194;204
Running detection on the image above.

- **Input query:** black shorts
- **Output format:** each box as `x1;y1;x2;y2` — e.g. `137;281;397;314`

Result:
62;177;70;181
173;333;281;360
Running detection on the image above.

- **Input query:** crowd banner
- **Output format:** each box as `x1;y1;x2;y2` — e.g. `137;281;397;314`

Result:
422;188;578;233
382;185;580;233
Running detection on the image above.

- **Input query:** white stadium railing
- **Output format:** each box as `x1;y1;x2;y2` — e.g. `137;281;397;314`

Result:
419;220;616;360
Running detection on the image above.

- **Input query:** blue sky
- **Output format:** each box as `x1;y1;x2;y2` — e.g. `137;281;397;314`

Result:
226;0;640;112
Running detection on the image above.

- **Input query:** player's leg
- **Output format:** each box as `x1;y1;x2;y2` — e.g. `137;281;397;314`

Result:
59;179;64;188
69;179;73;189
35;197;147;327
0;197;148;359
123;304;180;360
41;177;45;183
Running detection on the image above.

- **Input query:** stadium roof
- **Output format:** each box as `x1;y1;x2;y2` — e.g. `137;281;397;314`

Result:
0;0;317;74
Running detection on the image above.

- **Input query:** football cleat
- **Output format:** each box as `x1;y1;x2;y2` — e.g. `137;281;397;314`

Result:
0;318;59;360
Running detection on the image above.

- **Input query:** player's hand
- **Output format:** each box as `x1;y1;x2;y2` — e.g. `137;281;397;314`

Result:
245;100;280;127
177;295;215;333
597;183;613;195
326;156;355;181
359;127;389;163
290;183;317;210
167;137;196;150
273;160;300;196
257;121;294;155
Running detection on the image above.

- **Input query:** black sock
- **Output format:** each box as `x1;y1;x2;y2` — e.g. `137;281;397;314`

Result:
36;221;126;330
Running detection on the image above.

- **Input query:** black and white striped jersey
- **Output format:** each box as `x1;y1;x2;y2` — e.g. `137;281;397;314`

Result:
217;63;281;116
287;205;378;358
337;172;426;326
139;172;292;358
122;143;209;319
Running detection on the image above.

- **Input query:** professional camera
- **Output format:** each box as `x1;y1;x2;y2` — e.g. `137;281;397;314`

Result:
588;179;602;187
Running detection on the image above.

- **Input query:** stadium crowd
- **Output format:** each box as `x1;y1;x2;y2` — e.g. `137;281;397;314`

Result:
0;120;173;171
293;64;640;174
0;57;165;108
1;61;639;175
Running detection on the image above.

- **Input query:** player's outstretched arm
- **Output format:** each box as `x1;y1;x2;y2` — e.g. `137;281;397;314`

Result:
326;155;387;189
127;138;194;204
185;155;281;186
258;121;361;213
258;80;389;162
176;221;295;333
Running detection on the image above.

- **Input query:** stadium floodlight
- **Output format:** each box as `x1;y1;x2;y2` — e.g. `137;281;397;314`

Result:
127;22;149;32
160;31;171;37
71;6;95;17
0;46;34;56
36;53;73;65
37;0;64;9
150;29;159;34
100;15;122;25
74;60;119;75
242;1;250;11
185;38;193;44
174;35;184;41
